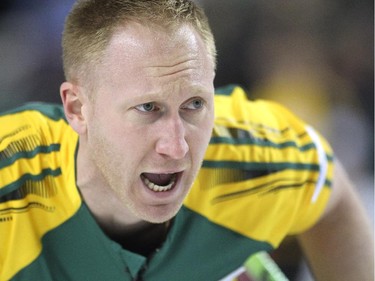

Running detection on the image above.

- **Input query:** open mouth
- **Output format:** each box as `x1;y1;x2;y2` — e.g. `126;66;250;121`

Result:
141;172;178;192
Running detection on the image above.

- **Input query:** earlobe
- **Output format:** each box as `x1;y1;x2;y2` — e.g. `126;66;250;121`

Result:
60;82;87;135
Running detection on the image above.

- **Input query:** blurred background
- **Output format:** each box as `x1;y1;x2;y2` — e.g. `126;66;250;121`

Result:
0;0;373;280
200;1;374;279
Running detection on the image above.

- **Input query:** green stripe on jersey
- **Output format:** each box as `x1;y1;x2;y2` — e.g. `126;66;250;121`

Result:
215;84;239;96
0;144;60;169
210;136;316;151
0;168;62;198
0;102;66;122
202;160;320;171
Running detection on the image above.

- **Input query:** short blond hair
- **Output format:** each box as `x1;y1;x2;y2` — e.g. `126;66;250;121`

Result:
62;0;216;84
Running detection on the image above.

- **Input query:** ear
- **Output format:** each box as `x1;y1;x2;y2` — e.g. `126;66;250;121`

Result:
60;81;88;135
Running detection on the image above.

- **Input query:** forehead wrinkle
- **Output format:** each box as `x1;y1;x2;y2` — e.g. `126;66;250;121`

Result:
145;57;199;78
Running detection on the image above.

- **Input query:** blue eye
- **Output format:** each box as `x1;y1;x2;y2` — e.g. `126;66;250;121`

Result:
185;98;204;110
135;102;158;112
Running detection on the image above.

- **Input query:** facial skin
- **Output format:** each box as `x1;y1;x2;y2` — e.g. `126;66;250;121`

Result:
61;22;215;228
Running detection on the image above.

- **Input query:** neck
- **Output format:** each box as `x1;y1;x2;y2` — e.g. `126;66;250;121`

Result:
79;177;170;256
76;144;170;256
105;220;171;257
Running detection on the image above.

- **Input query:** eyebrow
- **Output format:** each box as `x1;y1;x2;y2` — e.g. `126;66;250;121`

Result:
126;85;212;105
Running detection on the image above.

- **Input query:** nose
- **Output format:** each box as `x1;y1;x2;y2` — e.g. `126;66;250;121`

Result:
155;116;189;159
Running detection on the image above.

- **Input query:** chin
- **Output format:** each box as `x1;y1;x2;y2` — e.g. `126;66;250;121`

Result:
140;204;181;224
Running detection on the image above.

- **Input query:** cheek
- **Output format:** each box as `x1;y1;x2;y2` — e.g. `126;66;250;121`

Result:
91;105;154;153
190;117;214;155
110;123;153;161
90;109;127;141
202;108;215;139
87;113;127;157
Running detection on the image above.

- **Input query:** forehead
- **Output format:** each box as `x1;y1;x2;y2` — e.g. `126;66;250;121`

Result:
103;22;211;67
90;22;214;89
89;22;215;99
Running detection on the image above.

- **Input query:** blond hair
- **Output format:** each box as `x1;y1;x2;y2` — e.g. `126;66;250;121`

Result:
62;0;216;84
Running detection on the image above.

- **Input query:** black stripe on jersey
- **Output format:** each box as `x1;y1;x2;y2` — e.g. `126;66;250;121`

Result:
0;174;59;203
198;168;273;190
0;168;61;200
211;178;317;204
0;201;55;215
269;179;332;193
199;161;320;192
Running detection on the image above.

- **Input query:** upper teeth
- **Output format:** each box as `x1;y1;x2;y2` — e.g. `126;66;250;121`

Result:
143;175;176;192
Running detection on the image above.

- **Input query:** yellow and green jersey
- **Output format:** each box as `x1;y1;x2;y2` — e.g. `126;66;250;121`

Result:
0;85;333;281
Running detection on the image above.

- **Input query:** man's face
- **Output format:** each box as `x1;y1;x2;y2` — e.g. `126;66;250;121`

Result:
81;23;215;223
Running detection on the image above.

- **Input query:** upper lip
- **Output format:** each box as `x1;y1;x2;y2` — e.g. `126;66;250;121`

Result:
141;170;183;178
142;167;185;175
